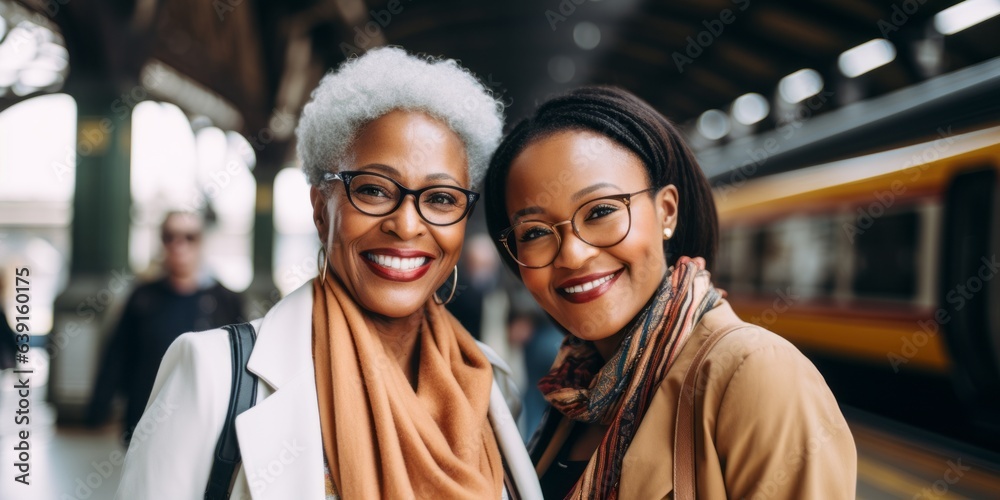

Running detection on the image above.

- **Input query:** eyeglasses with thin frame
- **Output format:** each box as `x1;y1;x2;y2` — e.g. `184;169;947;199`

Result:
321;170;480;226
499;187;658;268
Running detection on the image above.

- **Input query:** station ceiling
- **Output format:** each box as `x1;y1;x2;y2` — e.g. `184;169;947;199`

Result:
9;0;1000;175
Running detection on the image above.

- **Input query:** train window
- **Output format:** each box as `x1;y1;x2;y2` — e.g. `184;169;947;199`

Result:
940;167;1000;415
758;216;837;298
750;227;767;292
719;225;761;293
851;210;920;300
715;229;734;288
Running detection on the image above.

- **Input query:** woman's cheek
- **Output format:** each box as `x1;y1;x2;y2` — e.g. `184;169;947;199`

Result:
521;270;556;308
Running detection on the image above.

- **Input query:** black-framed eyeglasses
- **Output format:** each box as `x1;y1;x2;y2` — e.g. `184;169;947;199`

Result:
321;170;480;226
499;188;658;268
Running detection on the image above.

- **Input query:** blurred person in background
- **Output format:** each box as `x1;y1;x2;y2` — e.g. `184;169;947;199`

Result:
447;232;503;341
450;233;528;396
86;210;244;443
486;86;856;499
450;233;563;441
114;47;541;499
506;283;563;442
0;272;19;371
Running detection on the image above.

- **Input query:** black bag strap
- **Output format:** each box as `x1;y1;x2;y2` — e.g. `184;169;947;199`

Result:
205;322;259;500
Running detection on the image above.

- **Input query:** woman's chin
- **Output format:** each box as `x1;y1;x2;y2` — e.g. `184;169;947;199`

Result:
357;291;431;318
558;313;633;344
566;329;618;343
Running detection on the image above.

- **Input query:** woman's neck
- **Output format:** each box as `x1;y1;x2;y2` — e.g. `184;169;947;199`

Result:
364;311;424;389
593;332;625;362
592;268;670;362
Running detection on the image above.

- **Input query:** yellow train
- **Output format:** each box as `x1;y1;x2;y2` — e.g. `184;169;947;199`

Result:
713;124;1000;419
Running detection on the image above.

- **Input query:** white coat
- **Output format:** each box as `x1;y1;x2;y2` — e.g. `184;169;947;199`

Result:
115;280;542;499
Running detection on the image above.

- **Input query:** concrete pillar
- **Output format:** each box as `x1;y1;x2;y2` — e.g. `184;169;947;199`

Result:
49;82;133;421
243;165;280;321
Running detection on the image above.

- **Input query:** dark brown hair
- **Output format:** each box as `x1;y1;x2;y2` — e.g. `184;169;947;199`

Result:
484;86;718;278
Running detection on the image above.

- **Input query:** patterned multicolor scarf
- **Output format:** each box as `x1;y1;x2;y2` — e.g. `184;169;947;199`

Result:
538;256;723;499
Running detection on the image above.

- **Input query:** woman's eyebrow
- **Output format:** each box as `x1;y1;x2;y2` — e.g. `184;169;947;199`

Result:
360;163;401;176
359;164;461;185
511;182;622;221
511;206;545;221
571;182;621;202
425;172;461;184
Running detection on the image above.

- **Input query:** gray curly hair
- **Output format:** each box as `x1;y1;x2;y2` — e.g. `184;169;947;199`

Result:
296;47;505;189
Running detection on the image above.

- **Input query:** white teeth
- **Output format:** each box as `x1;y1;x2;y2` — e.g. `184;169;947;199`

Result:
563;273;615;294
365;253;428;271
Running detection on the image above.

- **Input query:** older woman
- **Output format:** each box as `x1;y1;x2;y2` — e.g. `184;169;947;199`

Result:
485;87;856;499
116;47;542;499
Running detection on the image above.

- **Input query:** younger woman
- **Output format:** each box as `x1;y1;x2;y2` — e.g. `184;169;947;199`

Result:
485;86;856;499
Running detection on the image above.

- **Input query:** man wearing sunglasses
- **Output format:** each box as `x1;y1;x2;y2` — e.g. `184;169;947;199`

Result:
87;211;244;444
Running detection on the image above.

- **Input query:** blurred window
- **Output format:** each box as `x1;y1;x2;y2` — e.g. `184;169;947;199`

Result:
715;228;734;288
851;210;919;300
718;224;763;294
0;93;77;335
130;102;254;291
273;166;320;296
758;216;837;298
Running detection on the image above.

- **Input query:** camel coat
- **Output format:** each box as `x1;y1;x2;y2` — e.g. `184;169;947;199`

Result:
531;300;857;499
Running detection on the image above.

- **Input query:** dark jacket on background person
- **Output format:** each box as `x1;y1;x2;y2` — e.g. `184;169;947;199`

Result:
0;308;19;370
86;276;243;441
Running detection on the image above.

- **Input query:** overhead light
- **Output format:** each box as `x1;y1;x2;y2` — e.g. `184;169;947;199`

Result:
548;56;576;83
778;69;823;103
697;109;730;141
731;92;770;125
12;81;39;96
227;131;256;171
573;22;601;50
38;42;69;65
0;24;39;72
838;39;896;78
934;0;1000;35
0;69;16;87
18;67;60;89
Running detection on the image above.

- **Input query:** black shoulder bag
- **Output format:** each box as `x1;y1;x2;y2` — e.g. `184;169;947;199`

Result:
205;322;259;500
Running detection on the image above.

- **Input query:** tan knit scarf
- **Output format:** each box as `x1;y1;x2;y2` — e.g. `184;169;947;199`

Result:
311;276;503;498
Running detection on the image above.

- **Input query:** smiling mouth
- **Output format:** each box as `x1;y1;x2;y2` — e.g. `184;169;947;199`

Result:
363;253;430;271
562;273;615;294
556;269;624;304
360;251;434;282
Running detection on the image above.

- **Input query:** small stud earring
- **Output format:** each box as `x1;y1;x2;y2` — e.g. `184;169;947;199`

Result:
663;228;673;240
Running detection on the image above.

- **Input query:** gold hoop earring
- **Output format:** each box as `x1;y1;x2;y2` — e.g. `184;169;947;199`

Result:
317;246;329;283
663;227;673;240
434;266;459;305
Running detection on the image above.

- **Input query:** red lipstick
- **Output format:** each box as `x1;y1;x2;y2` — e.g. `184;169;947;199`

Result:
360;248;435;282
555;269;623;304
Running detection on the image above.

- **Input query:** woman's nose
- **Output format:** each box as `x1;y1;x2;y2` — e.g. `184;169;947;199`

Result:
552;225;599;270
381;195;427;240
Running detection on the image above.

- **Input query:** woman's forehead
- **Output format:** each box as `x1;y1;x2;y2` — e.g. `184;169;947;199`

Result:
505;131;647;207
507;130;646;195
347;110;470;185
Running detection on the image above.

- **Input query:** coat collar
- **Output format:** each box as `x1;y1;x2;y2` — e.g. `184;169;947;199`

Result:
236;278;540;499
246;279;316;390
237;279;325;500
